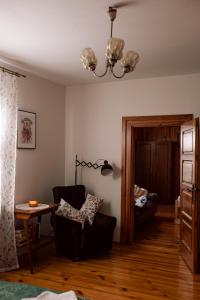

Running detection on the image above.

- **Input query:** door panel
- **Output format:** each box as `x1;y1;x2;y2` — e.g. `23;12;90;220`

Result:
183;129;193;152
180;118;199;273
182;160;193;185
181;219;192;251
182;190;192;218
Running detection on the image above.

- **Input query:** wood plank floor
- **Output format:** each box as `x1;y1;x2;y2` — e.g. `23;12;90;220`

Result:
1;209;200;300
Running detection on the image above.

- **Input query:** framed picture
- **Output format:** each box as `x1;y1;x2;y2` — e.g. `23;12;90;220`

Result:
17;110;36;149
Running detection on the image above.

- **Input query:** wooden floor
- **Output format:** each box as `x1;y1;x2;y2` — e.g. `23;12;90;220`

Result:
1;207;200;300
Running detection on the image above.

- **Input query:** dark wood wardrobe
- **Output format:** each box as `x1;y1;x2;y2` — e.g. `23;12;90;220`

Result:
135;126;180;204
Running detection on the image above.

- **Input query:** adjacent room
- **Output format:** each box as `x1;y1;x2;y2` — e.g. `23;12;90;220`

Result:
133;125;181;235
0;0;200;299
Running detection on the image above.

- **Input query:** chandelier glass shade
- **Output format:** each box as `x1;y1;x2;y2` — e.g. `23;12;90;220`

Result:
80;7;140;79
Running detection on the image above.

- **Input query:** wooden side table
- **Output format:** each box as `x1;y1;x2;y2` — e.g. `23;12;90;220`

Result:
15;203;59;274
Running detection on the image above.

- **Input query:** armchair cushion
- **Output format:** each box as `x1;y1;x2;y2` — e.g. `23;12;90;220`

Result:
80;194;103;225
55;199;86;226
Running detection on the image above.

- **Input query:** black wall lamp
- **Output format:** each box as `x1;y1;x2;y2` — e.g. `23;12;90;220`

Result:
75;154;113;185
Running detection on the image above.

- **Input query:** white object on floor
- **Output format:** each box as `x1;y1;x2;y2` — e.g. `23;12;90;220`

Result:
22;290;78;300
15;203;49;210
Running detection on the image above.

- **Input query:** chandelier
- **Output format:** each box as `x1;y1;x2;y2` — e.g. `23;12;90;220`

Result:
80;6;140;79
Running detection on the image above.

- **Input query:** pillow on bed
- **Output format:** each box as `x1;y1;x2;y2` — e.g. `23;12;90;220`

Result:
56;199;86;226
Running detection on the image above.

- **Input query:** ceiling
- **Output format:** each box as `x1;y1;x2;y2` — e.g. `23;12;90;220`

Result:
0;0;200;86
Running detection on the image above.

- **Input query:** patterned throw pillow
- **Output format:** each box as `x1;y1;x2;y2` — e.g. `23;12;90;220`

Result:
134;184;148;199
80;194;103;225
55;199;86;226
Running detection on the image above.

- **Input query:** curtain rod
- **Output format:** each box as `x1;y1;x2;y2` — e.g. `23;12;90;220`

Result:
0;66;26;78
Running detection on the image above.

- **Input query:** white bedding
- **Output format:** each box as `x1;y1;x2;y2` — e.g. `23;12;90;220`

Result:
22;290;78;300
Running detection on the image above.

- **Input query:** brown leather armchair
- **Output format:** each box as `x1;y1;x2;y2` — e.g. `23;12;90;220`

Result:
52;185;117;261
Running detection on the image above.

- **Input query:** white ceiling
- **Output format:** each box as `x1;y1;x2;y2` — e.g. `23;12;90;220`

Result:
0;0;200;86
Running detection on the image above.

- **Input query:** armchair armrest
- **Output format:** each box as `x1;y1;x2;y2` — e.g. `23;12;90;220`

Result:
92;212;117;229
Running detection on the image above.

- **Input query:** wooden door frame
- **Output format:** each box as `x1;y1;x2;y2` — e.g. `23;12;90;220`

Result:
121;114;193;244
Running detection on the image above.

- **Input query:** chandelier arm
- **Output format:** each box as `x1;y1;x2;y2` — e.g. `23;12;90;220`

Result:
110;67;125;79
93;65;109;78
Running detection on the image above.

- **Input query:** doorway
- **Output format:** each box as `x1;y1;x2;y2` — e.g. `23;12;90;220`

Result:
133;126;180;239
121;114;200;273
135;126;180;205
121;114;193;244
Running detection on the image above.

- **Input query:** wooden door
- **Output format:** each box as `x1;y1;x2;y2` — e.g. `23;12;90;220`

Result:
180;118;200;273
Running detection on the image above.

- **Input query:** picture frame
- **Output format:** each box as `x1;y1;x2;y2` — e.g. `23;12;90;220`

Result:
17;110;36;149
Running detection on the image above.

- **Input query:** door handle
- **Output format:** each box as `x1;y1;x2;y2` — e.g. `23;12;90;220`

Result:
192;187;200;192
186;186;200;193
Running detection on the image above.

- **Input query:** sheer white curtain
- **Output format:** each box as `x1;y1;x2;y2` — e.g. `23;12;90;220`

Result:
0;70;19;271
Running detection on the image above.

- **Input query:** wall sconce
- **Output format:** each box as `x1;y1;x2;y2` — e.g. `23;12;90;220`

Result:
75;154;113;185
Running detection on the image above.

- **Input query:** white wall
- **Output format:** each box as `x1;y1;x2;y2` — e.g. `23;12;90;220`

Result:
15;72;65;234
65;73;200;241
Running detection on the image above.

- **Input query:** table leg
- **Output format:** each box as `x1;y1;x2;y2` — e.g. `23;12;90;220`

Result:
23;220;33;274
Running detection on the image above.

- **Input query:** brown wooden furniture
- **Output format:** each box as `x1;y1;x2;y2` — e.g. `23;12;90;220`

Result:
136;140;175;204
15;203;59;274
135;126;181;205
